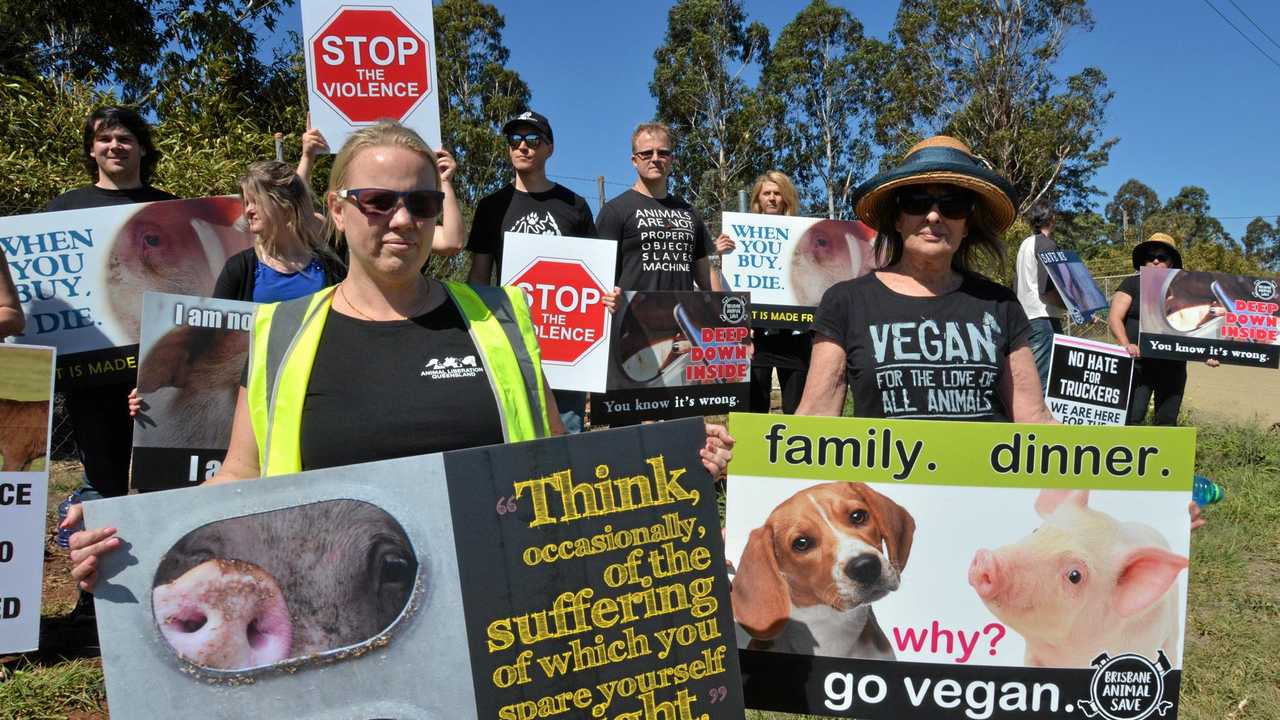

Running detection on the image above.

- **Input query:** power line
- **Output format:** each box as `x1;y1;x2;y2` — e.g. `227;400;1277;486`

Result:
1202;0;1280;70
1226;0;1280;52
548;173;631;188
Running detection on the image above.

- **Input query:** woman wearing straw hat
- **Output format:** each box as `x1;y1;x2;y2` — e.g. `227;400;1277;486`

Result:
1106;232;1218;426
795;136;1052;422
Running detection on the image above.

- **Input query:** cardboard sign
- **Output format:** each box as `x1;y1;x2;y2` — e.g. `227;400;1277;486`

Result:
1038;249;1109;323
725;413;1194;719
595;291;750;424
302;0;442;150
721;213;876;329
499;233;617;393
86;418;742;719
131;293;256;491
1139;267;1280;368
2;197;253;389
1045;335;1134;426
0;344;55;653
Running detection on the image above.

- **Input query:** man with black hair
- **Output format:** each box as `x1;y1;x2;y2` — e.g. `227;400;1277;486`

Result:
48;108;177;504
1013;199;1065;387
466;110;596;432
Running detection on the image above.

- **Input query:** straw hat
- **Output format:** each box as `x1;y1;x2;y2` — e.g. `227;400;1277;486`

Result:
853;136;1017;233
1132;232;1183;270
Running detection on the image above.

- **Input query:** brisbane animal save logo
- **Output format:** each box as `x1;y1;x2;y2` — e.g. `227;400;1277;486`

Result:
1253;279;1277;301
719;296;747;324
1075;650;1175;720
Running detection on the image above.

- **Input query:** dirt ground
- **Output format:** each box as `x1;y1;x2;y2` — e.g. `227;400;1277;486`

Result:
1182;361;1280;426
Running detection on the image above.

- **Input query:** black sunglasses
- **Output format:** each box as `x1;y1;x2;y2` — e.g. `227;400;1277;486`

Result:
895;189;975;220
506;132;544;149
338;188;444;219
634;148;673;160
1145;252;1172;264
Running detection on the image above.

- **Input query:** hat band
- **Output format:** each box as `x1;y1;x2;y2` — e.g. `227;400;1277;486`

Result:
902;146;986;168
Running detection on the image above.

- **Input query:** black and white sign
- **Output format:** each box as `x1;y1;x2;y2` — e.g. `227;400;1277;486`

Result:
1044;335;1133;426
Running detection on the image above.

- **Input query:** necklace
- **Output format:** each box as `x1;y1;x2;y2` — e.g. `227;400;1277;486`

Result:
337;280;433;321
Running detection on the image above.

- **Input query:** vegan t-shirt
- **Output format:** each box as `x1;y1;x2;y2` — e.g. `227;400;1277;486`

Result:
596;189;710;291
296;302;505;470
813;273;1031;421
466;183;596;279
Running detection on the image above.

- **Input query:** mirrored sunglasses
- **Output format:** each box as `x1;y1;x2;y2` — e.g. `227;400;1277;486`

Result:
339;188;444;219
506;132;544;149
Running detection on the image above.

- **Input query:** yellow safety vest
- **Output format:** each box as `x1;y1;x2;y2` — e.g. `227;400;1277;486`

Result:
246;283;551;477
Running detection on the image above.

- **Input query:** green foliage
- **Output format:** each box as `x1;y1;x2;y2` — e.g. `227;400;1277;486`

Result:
651;0;772;218
1103;178;1160;244
879;0;1115;215
764;0;888;219
1149;185;1230;248
1241;217;1280;269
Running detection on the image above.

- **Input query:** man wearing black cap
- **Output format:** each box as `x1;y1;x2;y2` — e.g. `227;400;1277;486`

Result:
466;110;596;432
466;110;596;284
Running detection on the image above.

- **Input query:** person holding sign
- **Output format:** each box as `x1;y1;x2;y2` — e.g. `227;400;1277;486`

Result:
1107;233;1218;426
598;122;726;293
796;136;1051;423
717;171;810;415
66;121;737;589
465;110;598;433
1013;199;1067;387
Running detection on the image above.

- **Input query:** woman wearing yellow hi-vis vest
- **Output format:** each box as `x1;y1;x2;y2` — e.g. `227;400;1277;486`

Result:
65;121;735;591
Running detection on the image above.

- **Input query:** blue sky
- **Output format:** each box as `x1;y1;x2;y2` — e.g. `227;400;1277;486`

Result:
288;1;1280;239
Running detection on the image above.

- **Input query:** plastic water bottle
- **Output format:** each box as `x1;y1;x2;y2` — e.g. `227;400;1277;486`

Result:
1192;475;1224;506
54;490;84;549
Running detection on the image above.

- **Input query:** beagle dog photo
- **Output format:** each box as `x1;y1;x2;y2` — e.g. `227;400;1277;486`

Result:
731;481;915;660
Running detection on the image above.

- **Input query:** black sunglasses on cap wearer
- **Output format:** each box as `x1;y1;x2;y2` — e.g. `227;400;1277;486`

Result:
506;132;544;149
894;188;976;220
338;188;445;219
1144;252;1173;264
633;148;673;160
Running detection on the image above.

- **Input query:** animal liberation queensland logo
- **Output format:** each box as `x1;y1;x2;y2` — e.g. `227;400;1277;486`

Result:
1075;650;1175;720
421;355;484;380
719;296;747;324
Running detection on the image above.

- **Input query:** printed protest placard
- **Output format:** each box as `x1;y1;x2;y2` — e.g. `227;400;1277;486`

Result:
131;293;256;491
302;0;442;150
499;233;616;393
2;197;252;388
726;412;1194;719
1045;335;1133;425
1139;266;1280;368
0;344;55;653
721;212;877;329
86;418;742;719
595;291;750;424
1038;249;1109;322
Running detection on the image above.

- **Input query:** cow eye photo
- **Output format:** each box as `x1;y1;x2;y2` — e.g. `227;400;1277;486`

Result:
151;499;420;674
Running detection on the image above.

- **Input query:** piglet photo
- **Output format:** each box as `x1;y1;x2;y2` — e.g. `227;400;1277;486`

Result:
968;489;1188;668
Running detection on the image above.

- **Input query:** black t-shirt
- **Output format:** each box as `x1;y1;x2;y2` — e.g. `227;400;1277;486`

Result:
44;184;178;212
466;183;597;279
296;302;505;471
813;273;1031;421
596;189;710;291
1118;274;1141;343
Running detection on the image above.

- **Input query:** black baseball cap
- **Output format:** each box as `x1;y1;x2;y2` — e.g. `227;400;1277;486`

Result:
502;110;553;144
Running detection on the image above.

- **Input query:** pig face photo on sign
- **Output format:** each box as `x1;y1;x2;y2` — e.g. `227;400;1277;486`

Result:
151;499;419;674
788;220;877;307
612;293;750;389
136;323;249;449
731;481;915;660
106;197;252;341
970;489;1188;669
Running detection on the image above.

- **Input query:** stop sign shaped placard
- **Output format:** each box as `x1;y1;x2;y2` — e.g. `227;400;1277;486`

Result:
510;259;609;365
311;7;431;123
